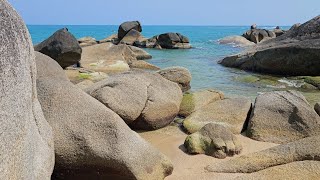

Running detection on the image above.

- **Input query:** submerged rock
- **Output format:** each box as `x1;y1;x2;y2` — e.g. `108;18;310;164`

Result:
0;1;54;179
179;89;224;117
118;21;142;40
220;16;320;76
247;90;320;144
184;123;242;159
34;28;82;68
218;36;255;47
85;71;183;130
206;135;320;173
157;67;192;92
183;97;251;134
36;52;173;180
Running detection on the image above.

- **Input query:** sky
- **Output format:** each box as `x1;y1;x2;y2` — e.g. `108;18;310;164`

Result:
8;0;320;26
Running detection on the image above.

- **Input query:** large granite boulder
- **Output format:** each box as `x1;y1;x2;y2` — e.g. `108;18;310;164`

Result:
0;1;54;179
206;135;320;173
118;21;142;40
85;71;183;130
145;33;191;49
246;90;320;144
184;124;242;159
157;67;192;92
35;52;173;180
81;43;153;73
220;16;320;76
34;28;82;68
235;161;320;180
218;36;255;47
183;98;252;134
242;29;276;43
179;89;224;117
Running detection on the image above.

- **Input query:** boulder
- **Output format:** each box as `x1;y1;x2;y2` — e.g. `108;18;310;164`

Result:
184;124;242;159
179;89;224;117
246;90;320;144
157;33;191;49
85;71;183;130
218;36;255;47
78;36;98;47
157;67;192;92
35;52;173;180
76;79;95;90
145;33;191;49
183;98;252;134
315;102;320;116
303;76;320;89
272;27;285;37
251;24;257;30
242;29;276;43
81;43;152;73
235;161;320;180
119;29;146;45
130;60;160;70
118;21;142;40
0;1;54;179
34;28;82;68
206;135;320;173
220;16;320;76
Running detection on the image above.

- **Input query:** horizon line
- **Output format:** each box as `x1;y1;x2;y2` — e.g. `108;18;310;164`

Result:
26;24;293;27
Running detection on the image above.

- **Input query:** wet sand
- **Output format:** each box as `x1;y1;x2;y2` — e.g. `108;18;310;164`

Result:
139;125;278;180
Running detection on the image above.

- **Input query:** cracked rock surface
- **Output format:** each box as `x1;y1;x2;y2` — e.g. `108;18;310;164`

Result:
86;70;183;130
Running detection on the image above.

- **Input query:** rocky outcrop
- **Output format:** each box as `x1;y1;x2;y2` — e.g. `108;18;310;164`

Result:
206;135;320;173
218;36;255;47
235;161;320;180
183;98;251;134
145;33;191;49
81;43;153;73
78;36;98;47
246;90;320;144
34;28;82;68
179;89;224;117
99;34;118;44
118;21;142;40
35;52;173;180
184;124;242;159
272;26;286;37
85;71;183;130
242;29;276;43
0;1;54;179
220;16;320;76
157;67;192;92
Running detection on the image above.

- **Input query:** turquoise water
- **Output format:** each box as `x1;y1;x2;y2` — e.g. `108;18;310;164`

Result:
28;25;319;101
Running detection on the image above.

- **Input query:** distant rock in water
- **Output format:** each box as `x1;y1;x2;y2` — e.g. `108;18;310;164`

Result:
118;21;142;40
220;15;320;76
242;29;276;43
251;24;257;29
34;28;82;68
144;33;191;49
218;36;255;47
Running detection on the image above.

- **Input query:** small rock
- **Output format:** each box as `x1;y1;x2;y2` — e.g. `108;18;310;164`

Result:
184;123;242;159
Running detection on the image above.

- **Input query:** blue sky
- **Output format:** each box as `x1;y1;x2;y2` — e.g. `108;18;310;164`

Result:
9;0;320;26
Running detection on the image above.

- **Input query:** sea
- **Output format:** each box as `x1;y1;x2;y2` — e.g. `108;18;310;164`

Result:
27;25;320;103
